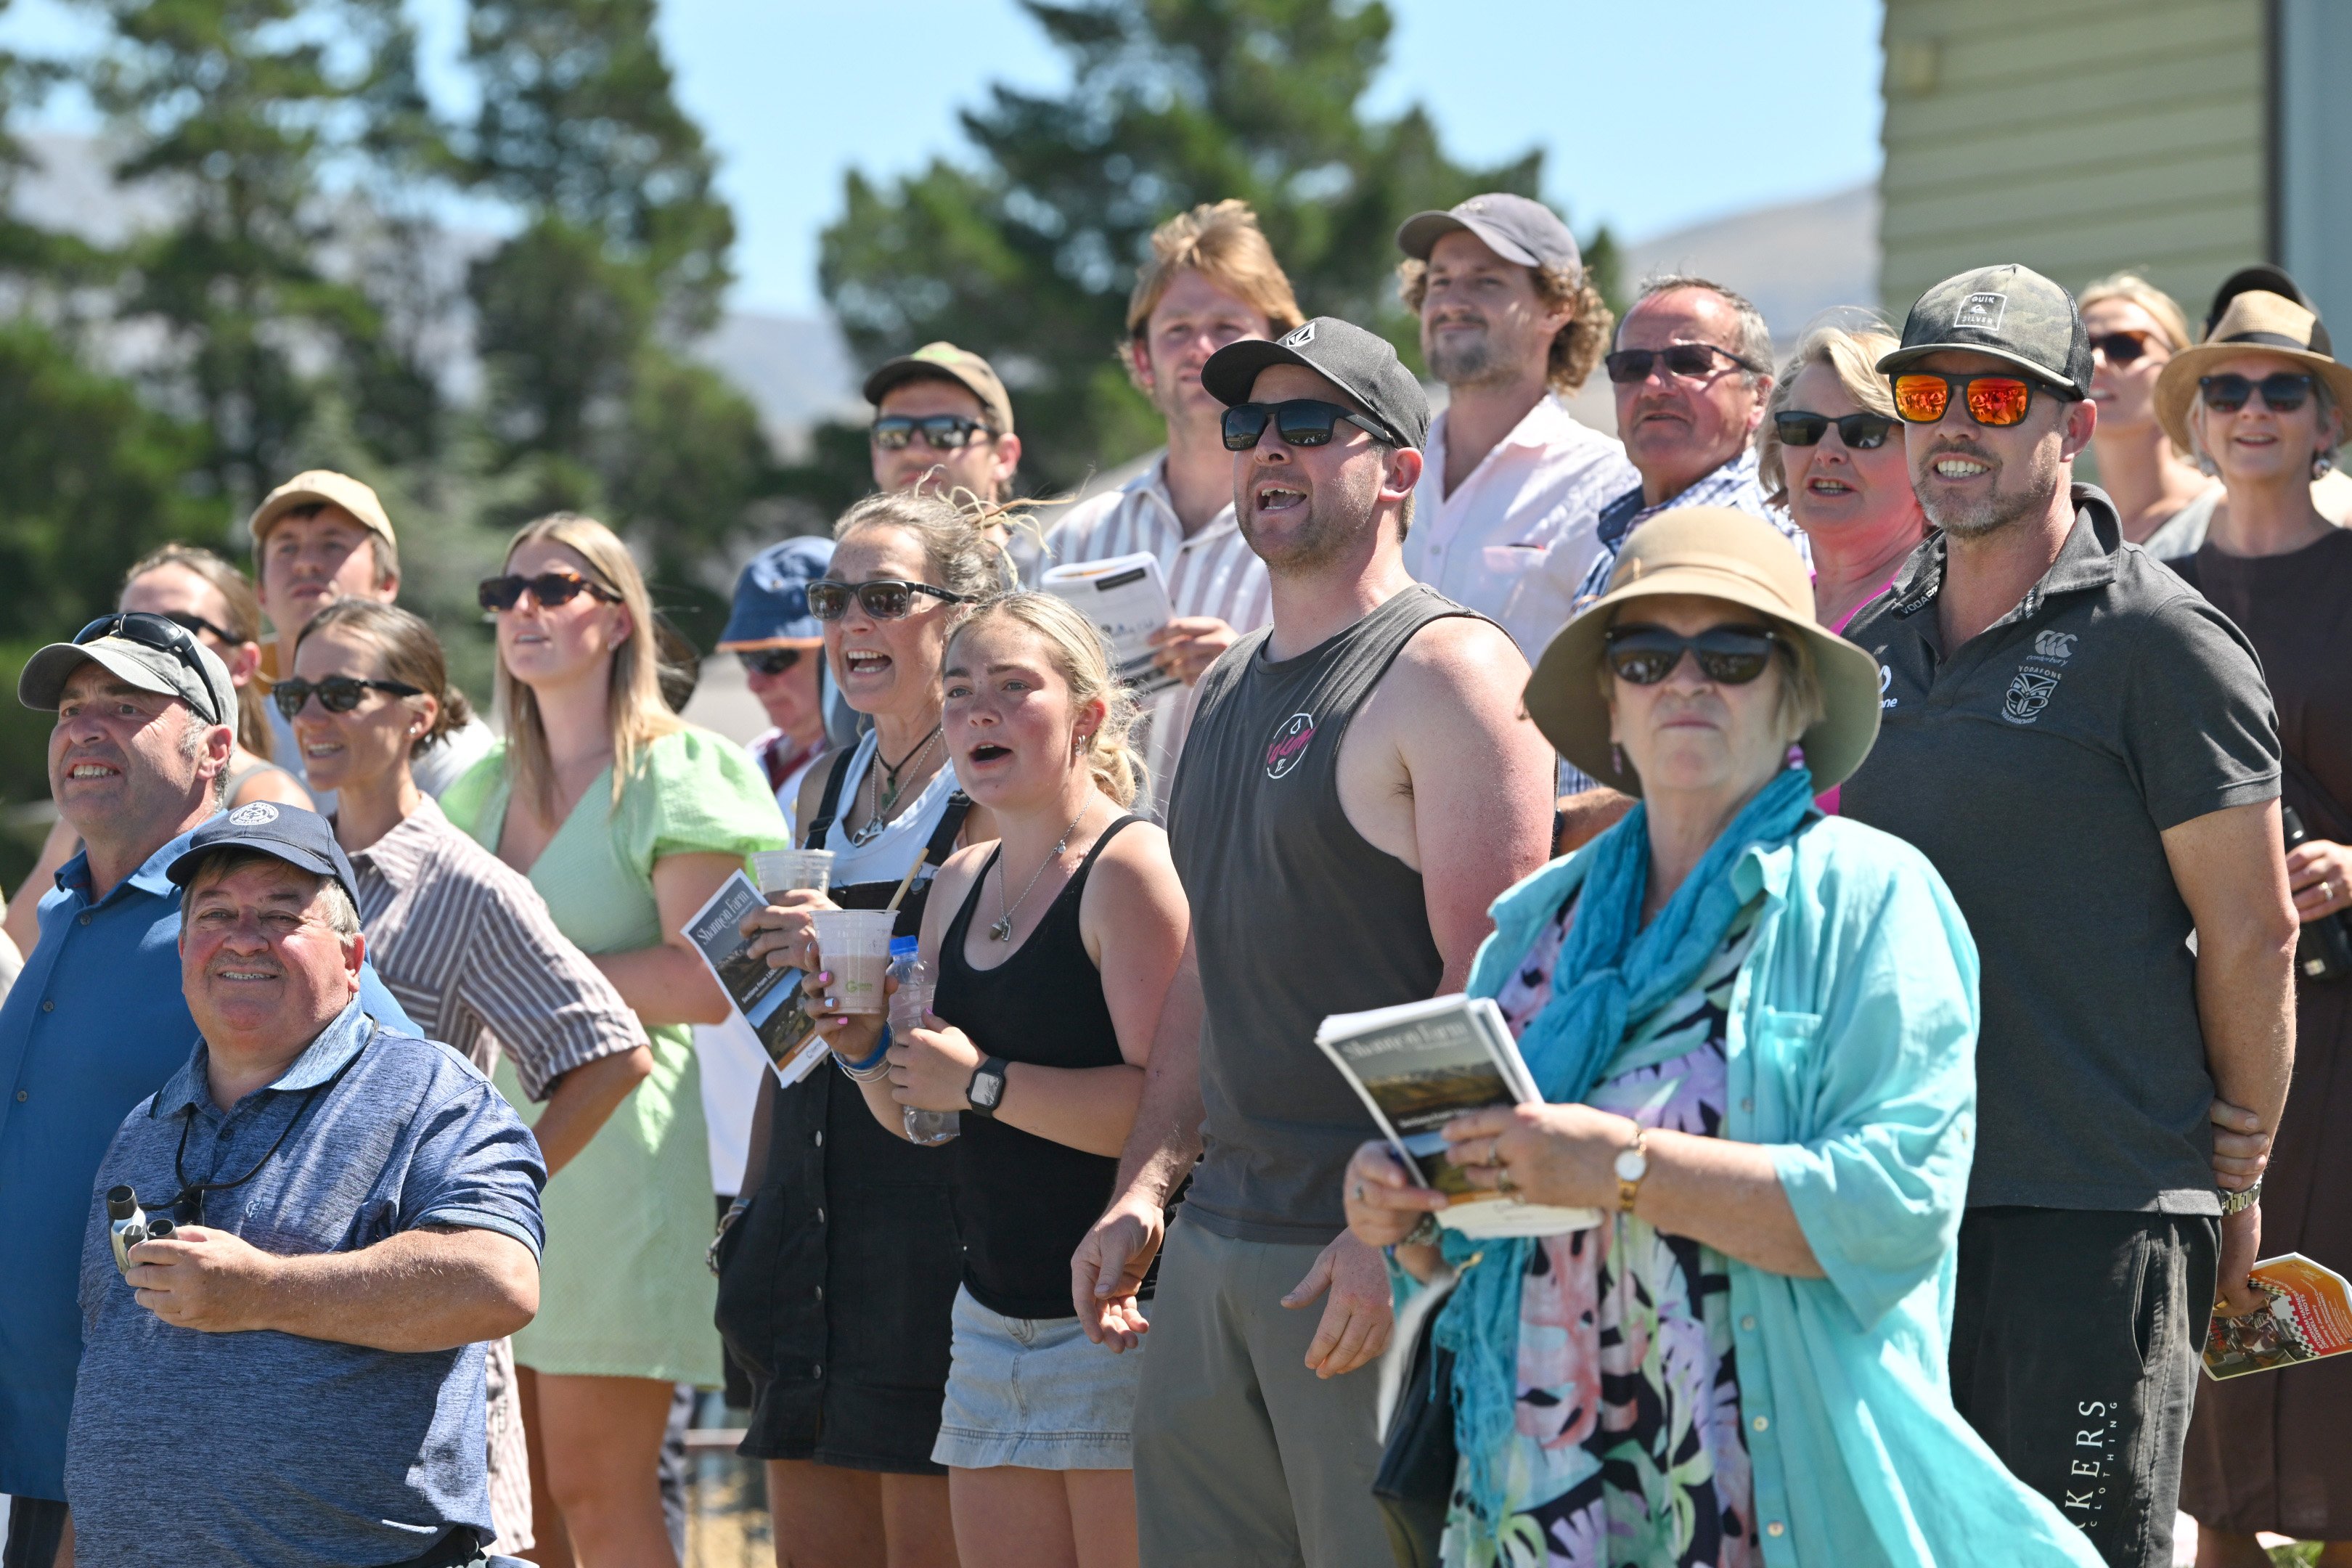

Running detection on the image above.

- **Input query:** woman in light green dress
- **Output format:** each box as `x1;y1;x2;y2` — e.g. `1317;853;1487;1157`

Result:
442;510;787;1567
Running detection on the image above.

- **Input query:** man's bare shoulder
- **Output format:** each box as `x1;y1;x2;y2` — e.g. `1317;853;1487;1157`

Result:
1385;613;1532;713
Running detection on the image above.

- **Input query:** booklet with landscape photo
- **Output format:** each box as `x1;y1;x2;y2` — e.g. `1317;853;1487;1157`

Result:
1316;994;1600;1240
1039;551;1180;697
685;871;830;1086
2202;1252;2352;1380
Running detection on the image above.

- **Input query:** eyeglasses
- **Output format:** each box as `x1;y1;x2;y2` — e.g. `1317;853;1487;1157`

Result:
804;579;975;621
1220;399;1399;452
477;571;623;613
157;609;240;645
1771;409;1899;450
1890;372;2043;428
870;415;996;452
73;611;221;724
2199;372;2316;414
1603;624;1781;686
1602;343;1763;385
737;648;807;677
271;674;425;718
2090;330;2160;367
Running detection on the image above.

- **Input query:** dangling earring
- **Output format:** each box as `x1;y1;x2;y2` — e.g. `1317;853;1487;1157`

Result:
1612;742;1626;777
2316;452;2336;480
1074;732;1089;756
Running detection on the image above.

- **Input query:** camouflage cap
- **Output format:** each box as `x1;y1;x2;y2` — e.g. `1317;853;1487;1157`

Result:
862;342;1016;435
1877;264;2092;399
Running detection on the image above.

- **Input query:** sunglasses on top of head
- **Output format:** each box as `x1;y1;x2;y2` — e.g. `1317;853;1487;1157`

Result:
870;415;995;452
73;611;223;724
1220;399;1400;452
1890;372;2063;428
477;571;623;613
1604;624;1782;686
1772;410;1900;450
2199;372;2316;414
1602;343;1765;385
736;647;809;677
804;579;976;622
272;674;425;718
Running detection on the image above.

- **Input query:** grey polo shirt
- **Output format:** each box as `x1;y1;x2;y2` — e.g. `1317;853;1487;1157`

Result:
1841;486;2279;1214
64;999;545;1567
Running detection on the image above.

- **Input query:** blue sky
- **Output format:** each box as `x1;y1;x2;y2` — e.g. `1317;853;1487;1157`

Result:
1;0;1887;317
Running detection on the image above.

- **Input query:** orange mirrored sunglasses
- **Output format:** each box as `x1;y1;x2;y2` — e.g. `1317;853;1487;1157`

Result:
1891;372;2038;428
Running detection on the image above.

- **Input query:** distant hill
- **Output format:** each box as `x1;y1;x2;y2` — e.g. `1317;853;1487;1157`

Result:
1620;181;1882;338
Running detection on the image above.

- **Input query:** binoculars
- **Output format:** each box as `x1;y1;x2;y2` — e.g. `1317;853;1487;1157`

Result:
107;1185;175;1276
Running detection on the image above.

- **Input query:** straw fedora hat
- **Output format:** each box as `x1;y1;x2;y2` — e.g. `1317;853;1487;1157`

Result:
2154;290;2352;454
1525;507;1885;796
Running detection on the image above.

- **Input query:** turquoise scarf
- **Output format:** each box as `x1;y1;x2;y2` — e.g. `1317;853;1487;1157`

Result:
1432;764;1816;1543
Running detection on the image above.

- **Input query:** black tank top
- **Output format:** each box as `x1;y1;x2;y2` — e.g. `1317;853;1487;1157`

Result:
934;814;1140;1320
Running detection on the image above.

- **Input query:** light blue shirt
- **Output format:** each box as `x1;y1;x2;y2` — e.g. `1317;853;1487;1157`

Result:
1462;814;2101;1567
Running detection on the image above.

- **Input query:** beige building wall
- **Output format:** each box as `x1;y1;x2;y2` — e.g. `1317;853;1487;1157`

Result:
1879;0;2266;320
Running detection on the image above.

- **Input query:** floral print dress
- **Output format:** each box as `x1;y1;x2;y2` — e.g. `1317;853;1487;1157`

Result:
1440;892;1764;1568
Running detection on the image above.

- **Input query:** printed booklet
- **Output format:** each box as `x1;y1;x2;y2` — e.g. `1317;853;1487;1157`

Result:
1316;994;1600;1240
2202;1252;2352;1380
685;871;829;1086
1040;551;1179;697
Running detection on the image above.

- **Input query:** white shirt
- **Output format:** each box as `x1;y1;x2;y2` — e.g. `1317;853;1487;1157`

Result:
1041;455;1273;821
1402;394;1638;660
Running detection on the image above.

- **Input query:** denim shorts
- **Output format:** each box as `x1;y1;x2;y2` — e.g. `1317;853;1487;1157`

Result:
931;1286;1144;1471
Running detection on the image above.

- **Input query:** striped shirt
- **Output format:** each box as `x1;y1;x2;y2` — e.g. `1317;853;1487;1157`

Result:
348;796;648;1099
1041;455;1273;820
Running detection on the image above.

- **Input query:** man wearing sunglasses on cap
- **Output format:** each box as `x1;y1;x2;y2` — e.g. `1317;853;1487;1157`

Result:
0;616;415;1568
1073;315;1555;1568
1839;264;2295;1568
248;471;497;809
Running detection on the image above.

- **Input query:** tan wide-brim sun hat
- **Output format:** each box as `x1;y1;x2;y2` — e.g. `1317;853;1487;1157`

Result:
2154;290;2352;454
1525;506;1885;797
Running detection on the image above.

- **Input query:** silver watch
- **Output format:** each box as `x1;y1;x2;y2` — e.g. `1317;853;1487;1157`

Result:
2218;1176;2263;1217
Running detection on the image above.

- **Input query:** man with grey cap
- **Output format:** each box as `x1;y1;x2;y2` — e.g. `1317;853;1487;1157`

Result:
1840;264;2295;1568
1395;193;1634;657
1071;317;1554;1566
0;616;415;1568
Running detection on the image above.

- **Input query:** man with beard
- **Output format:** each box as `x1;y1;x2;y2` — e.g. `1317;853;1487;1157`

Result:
1069;316;1555;1567
1841;264;2295;1568
1040;201;1302;818
1393;194;1635;659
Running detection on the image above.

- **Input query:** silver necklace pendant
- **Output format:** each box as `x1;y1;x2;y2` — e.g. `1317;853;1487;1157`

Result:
987;913;1015;942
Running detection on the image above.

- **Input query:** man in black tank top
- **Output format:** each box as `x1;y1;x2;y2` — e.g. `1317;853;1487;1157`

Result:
1071;317;1556;1567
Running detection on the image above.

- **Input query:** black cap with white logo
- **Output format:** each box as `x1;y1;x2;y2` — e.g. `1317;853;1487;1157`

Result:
168;801;362;907
1877;263;2093;399
1201;317;1432;450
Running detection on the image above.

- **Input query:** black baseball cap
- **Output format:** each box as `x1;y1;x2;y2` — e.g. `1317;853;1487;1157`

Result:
1877;264;2092;399
168;801;360;908
1395;193;1583;284
1201;317;1432;450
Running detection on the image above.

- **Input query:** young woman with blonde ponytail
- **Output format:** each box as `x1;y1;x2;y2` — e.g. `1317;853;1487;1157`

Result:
814;592;1191;1568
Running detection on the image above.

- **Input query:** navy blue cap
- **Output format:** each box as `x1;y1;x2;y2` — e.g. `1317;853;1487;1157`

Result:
167;801;360;907
718;537;833;649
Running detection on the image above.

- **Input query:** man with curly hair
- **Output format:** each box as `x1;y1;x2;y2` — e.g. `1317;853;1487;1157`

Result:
1394;195;1636;659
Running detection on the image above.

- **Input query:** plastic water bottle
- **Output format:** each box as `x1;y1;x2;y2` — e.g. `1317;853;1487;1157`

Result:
889;936;959;1146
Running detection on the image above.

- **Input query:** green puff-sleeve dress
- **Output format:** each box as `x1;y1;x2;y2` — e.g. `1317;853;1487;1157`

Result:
441;727;788;1384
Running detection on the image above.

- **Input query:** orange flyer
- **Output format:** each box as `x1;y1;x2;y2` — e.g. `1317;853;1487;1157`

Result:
2203;1253;2352;1381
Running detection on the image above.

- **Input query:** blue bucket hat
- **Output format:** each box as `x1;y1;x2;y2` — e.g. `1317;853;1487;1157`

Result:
718;538;833;649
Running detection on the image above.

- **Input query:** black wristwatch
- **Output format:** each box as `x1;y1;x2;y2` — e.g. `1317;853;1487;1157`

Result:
965;1055;1010;1118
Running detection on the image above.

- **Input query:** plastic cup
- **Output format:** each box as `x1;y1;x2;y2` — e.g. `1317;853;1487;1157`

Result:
812;909;897;1013
755;849;833;898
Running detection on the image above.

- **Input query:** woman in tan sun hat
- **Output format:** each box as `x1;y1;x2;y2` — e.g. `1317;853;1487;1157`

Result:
2160;288;2352;1564
1343;507;2100;1565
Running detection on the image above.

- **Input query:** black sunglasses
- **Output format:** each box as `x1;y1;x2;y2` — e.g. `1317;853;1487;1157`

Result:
1220;399;1398;453
272;674;425;718
1773;409;1899;451
73;611;222;724
2089;330;2159;367
1603;343;1763;385
2200;372;2316;414
477;571;624;613
1604;624;1781;686
157;609;240;645
870;414;995;452
805;579;975;621
737;647;808;677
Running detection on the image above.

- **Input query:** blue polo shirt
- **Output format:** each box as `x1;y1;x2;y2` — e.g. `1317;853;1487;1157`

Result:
0;827;418;1500
65;1000;544;1567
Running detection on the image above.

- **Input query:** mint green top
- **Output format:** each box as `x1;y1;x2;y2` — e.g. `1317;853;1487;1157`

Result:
1459;815;2102;1567
441;728;787;1382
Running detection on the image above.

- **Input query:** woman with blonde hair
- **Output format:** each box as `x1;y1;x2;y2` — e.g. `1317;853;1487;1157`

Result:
812;592;1189;1568
2078;271;2217;552
438;512;788;1567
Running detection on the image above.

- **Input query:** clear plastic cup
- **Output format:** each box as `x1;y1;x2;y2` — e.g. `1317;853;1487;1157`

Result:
811;908;897;1013
754;849;833;898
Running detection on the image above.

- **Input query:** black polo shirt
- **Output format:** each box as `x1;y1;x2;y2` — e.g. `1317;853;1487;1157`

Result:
1842;485;2279;1214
